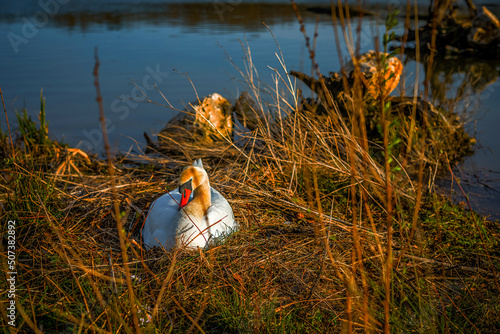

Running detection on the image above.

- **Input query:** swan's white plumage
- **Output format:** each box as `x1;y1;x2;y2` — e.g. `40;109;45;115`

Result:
142;159;236;250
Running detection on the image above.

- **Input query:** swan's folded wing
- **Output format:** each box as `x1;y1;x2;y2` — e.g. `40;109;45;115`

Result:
208;188;237;239
142;190;187;249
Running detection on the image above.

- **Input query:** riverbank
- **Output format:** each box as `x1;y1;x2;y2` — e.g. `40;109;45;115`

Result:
1;64;499;332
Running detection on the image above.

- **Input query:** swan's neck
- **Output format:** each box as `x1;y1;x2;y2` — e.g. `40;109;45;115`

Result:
183;179;211;220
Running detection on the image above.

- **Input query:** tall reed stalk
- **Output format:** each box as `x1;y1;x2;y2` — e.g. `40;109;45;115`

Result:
93;48;141;333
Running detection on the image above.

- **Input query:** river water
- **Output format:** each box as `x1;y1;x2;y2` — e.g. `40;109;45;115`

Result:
1;0;499;219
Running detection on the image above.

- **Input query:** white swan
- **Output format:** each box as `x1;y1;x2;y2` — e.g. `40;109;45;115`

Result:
142;159;236;250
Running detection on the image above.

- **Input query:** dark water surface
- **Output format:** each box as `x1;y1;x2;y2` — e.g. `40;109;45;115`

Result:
1;0;343;152
1;0;499;219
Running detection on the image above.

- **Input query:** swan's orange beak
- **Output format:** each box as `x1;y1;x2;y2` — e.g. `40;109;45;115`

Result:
179;178;193;209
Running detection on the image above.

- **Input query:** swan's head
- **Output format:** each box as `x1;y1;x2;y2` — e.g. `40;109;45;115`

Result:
178;159;208;208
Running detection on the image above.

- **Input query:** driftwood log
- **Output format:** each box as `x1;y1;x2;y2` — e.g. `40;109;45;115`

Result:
403;2;500;57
